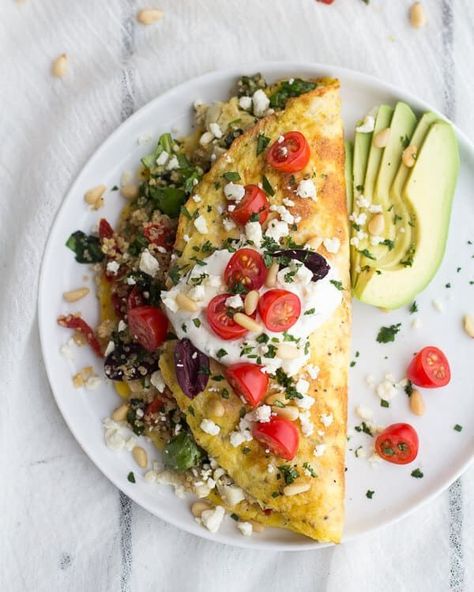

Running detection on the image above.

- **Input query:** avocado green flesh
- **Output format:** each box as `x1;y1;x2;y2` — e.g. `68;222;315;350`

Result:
351;106;393;281
350;131;371;286
344;140;353;213
355;122;459;309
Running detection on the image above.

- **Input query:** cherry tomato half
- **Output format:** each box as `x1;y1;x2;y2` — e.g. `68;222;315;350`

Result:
206;293;251;340
229;184;270;226
143;222;174;248
128;305;168;352
224;248;267;293
375;423;419;465
252;417;299;460
267;131;311;173
226;363;269;407
99;218;114;240
258;289;301;332
407;346;451;388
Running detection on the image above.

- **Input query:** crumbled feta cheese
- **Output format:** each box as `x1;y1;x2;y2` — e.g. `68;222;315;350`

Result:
188;285;206;301
209;122;223;139
229;416;253;447
356;115;375;133
283;198;295;207
219;484;245;507
296;179;317;201
103;418;136;451
199;131;214;146
432;298;445;313
356;230;368;241
192;194;202;203
296;394;315;410
368;204;383;213
238;96;252;110
353;212;367;225
299;411;314;436
314;444;326;457
85;376;101;390
166;155;180;170
183;234;190;242
356;195;371;208
137;133;153;145
252;89;270;117
295;378;310;395
265;220;289;244
323;237;341;254
376;379;398;401
306;364;320;380
106;260;120;275
253;405;272;423
355;447;367;458
139;249;160;277
150;370;166;393
223;217;237;231
162;294;178;313
200;419;220;436
356;405;373;421
144;470;158;483
245;221;263;247
411;317;422;329
229;431;246;447
225;294;244;309
126;276;137;285
60;339;75;360
271;205;295;225
267;463;276;474
370;235;384;246
350;237;360;247
320;413;333;427
156;470;186;498
156;150;169;166
237;521;253;537
117;320;127;332
194;215;208;235
200;505;225;533
365;374;375;386
277;135;285;143
224;182;245;202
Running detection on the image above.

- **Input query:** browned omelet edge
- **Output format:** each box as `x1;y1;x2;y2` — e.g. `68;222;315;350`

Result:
160;78;351;543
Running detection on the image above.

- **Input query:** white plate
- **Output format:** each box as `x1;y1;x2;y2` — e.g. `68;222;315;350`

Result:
38;62;474;551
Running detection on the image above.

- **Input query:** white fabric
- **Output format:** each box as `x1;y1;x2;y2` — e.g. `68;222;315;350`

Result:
1;0;473;591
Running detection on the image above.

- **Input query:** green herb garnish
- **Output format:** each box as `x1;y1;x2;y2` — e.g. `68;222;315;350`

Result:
453;424;463;432
330;280;344;291
256;134;270;155
376;323;402;343
127;472;136;483
278;464;299;485
223;171;241;183
411;468;424;479
366;490;374;499
66;231;104;264
262;175;275;196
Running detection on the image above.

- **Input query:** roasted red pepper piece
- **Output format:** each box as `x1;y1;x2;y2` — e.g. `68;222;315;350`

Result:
57;314;103;357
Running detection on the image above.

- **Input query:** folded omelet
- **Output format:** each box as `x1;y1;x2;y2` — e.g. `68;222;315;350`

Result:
160;79;351;542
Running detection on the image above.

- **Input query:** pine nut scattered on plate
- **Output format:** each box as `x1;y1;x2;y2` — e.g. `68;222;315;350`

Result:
244;290;259;315
463;314;474;338
52;53;68;78
84;185;107;210
63;287;90;302
112;403;129;422
410;389;426;416
410;2;426;29
137;8;164;25
132;446;148;468
191;500;212;517
121;184;139;199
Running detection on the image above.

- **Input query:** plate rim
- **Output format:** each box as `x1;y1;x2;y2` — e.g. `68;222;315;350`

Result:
38;61;474;551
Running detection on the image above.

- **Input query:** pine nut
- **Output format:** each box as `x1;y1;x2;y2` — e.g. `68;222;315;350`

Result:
121;184;139;199
410;389;425;416
373;128;391;148
367;213;385;236
132;446;148;469
72;366;94;388
52;53;68;78
265;262;279;287
463;314;474;338
272;405;299;421
209;399;225;418
402;145;417;168
63;287;90;302
233;313;263;333
410;2;426;28
306;236;323;250
283;482;311;497
276;343;299;360
191;500;212;517
176;293;199;312
112;403;129;422
137;8;164;25
128;380;144;393
265;393;286;406
244;290;259;315
84;185;106;210
250;520;265;533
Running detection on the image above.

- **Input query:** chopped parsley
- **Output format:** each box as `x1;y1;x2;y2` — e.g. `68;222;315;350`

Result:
404;380;414;397
400;135;410;148
192;318;201;327
223;171;241;183
304;308;316;316
358;248;376;260
111;185;119;191
411;468;424;479
302;462;317;478
188;406;195;416
445;282;451;288
366;490;375;499
380;399;390;408
242;447;251;455
262;175;275;196
168;265;181;285
127;472;136;483
409;301;418;314
278;464;299;484
376;323;402;343
330;279;344;291
274;368;302;400
230;513;239;521
180;205;193;220
66;230;104;264
216;348;228;359
269;78;317;109
453;424;463;432
382;239;395;250
354;422;374;436
221;388;230;399
350;361;356;368
256;133;271;155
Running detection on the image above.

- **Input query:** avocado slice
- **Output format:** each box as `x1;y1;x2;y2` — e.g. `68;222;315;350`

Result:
345;140;353;213
350;106;393;283
354;121;459;309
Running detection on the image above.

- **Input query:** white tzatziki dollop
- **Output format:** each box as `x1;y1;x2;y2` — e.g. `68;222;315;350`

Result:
161;248;342;377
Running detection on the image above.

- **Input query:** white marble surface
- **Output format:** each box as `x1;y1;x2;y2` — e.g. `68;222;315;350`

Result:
1;1;473;590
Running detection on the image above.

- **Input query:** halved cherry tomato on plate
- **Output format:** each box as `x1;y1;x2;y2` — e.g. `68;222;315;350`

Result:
258;289;301;332
128;306;168;352
206;293;251;340
229;184;269;226
252;417;299;460
224;248;267;292
99;218;114;240
57;314;103;357
407;346;451;388
267;131;311;173
375;423;419;465
226;363;269;407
